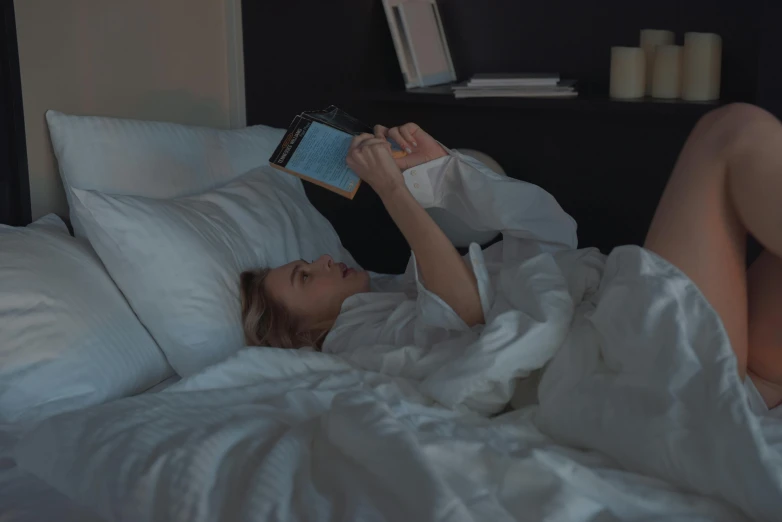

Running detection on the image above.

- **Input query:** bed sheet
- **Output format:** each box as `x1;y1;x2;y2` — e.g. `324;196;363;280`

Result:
138;373;181;394
0;375;181;522
0;443;104;522
11;347;754;522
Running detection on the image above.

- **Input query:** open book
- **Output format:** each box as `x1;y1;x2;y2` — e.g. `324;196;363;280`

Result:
269;106;405;199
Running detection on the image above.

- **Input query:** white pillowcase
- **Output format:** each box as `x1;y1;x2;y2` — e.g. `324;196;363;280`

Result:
0;215;173;423
46;110;285;237
72;166;357;376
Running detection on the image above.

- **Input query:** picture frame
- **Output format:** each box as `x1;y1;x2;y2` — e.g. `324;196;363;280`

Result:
381;0;457;89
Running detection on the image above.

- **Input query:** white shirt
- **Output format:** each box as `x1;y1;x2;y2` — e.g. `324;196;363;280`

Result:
321;147;603;413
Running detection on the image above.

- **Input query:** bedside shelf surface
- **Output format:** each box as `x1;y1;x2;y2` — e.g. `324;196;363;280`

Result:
367;88;723;117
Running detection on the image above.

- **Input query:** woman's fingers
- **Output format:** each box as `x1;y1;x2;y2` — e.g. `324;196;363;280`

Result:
400;123;420;147
350;133;375;151
377;125;410;156
359;137;393;152
388;127;413;154
373;124;389;140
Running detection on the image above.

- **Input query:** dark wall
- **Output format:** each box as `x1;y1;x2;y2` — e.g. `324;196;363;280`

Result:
242;0;775;274
0;0;30;226
243;0;410;273
243;0;396;127
437;0;760;100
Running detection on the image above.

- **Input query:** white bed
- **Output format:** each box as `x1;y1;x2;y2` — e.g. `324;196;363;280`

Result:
0;458;103;522
3;112;780;521
7;348;755;522
0;375;181;522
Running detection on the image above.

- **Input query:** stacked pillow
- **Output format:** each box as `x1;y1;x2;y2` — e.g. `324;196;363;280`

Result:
71;167;356;375
47;111;356;377
46;110;288;237
0;215;172;423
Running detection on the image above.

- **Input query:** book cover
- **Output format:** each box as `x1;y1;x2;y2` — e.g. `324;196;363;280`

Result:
269;106;404;199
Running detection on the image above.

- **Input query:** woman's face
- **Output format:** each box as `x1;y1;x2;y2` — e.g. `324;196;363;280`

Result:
264;255;370;330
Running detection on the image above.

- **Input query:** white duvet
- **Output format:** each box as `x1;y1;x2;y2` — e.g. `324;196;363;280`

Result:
13;152;782;521
12;348;754;522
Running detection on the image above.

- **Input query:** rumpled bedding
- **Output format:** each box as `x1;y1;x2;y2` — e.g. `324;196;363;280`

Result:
12;151;782;520
13;347;755;521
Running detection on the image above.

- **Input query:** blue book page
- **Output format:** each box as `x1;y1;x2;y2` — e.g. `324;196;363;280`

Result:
286;122;360;193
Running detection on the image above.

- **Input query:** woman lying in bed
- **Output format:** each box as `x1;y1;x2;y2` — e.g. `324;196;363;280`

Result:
240;103;782;413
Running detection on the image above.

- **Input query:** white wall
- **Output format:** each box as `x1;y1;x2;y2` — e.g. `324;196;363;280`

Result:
14;0;245;219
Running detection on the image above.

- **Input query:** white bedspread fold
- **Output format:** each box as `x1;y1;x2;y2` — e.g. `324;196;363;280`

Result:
538;246;782;521
14;347;752;522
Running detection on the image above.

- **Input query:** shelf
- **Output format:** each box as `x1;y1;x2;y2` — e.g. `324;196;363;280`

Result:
366;87;723;117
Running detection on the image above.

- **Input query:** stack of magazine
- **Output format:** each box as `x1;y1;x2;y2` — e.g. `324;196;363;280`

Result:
452;73;577;99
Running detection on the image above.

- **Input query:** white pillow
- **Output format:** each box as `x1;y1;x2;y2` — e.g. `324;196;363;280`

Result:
72;166;358;376
0;215;173;423
46;110;286;237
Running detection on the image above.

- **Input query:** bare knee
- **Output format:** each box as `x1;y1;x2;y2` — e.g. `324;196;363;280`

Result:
693;103;781;154
700;103;775;129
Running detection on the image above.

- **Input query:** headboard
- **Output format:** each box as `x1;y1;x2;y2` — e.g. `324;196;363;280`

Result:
0;0;30;226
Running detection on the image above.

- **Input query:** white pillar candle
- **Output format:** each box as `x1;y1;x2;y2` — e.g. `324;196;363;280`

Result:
610;46;646;99
652;45;682;99
640;29;675;95
682;32;722;101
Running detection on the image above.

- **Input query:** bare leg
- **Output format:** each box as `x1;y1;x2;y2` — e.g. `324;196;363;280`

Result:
747;251;782;407
645;104;782;406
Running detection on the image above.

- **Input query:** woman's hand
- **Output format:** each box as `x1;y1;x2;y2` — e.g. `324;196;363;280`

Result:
373;122;448;171
346;133;404;198
348;126;483;327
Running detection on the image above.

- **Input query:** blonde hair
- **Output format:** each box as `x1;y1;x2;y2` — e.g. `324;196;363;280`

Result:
239;268;326;350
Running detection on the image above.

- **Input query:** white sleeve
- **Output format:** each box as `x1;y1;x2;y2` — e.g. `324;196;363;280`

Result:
400;148;578;252
410;243;493;333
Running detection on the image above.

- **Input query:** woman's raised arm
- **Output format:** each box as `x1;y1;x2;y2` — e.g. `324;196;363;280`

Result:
346;130;484;327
